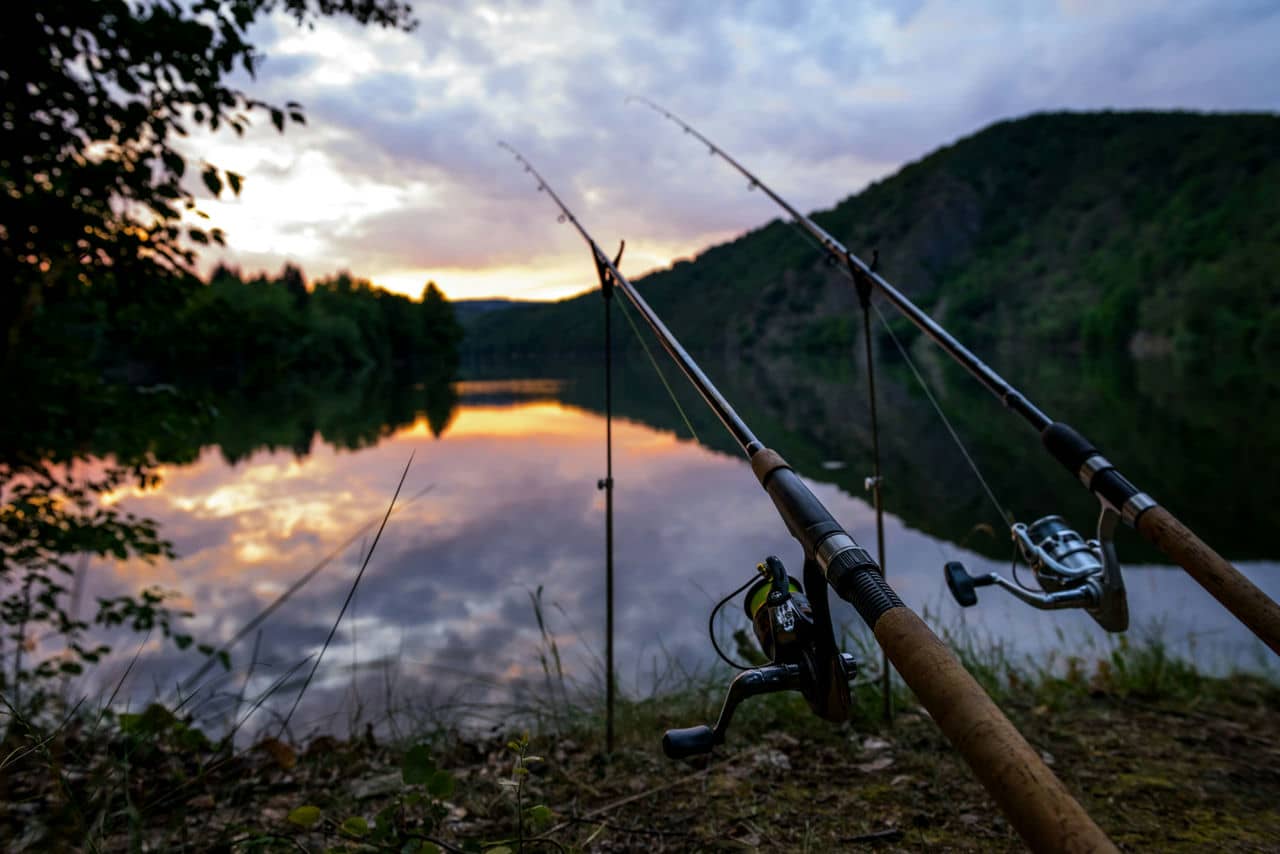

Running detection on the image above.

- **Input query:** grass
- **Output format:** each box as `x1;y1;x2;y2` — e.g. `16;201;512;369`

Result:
2;595;1278;852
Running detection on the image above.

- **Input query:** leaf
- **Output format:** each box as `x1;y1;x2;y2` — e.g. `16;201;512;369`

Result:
162;151;185;178
227;172;243;195
372;806;396;842
271;108;285;132
173;633;193;650
287;805;322;828
259;737;297;770
526;804;552;828
427;769;454;798
201;167;222;196
486;848;512;854
401;744;434;785
340;816;368;837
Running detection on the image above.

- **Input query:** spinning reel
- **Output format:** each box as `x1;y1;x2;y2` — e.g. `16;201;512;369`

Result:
663;555;858;759
943;507;1128;632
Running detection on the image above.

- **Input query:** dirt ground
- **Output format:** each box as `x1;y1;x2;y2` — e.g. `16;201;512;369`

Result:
4;682;1279;852
489;695;1280;852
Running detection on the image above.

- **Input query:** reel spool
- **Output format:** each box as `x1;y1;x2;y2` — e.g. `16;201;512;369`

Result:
743;555;813;662
944;509;1128;632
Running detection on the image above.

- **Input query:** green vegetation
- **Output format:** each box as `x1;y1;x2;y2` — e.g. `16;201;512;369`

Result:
0;261;462;723
99;264;463;390
1;628;1275;851
1;1;461;726
466;111;1280;382
1;0;415;369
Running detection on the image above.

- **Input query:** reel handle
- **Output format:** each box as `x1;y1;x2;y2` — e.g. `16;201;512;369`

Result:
661;655;857;759
662;725;719;759
944;561;995;607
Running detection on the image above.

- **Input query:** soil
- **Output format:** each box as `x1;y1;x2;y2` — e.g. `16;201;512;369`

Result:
4;686;1278;852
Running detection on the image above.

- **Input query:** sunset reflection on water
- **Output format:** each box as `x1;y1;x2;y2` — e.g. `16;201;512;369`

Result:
79;380;1279;737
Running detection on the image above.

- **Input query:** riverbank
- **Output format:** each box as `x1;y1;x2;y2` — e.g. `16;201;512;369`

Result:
3;640;1277;852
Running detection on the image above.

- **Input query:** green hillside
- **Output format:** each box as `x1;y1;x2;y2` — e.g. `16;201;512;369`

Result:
466;111;1280;377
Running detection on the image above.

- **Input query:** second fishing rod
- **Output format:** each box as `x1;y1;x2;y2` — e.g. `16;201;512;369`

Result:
500;141;1116;854
630;96;1280;657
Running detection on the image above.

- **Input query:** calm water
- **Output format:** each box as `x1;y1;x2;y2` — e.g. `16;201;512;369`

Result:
73;356;1279;738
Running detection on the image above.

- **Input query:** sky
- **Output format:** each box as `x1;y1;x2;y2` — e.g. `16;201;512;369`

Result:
189;0;1280;302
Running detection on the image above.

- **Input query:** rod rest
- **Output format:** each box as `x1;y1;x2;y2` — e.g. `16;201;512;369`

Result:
662;653;857;759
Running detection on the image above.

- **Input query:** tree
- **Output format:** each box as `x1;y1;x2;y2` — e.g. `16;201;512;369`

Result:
0;0;416;718
420;280;463;371
280;262;308;308
0;0;416;369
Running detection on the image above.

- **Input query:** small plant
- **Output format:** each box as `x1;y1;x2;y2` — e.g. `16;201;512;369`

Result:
284;741;456;853
0;461;225;723
492;732;554;854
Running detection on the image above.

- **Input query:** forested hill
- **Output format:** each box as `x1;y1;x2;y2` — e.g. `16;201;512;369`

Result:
465;111;1280;374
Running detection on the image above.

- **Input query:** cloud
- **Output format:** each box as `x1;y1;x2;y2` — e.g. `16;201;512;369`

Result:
191;0;1280;299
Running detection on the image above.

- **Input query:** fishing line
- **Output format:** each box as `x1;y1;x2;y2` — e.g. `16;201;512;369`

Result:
614;296;702;445
871;302;1012;529
780;216;1011;527
708;573;762;671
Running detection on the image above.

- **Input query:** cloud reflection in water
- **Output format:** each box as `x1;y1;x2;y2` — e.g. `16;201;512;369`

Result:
81;381;1279;737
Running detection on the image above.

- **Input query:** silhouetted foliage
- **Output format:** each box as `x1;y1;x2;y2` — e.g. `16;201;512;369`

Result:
0;0;451;719
0;262;461;716
0;0;415;368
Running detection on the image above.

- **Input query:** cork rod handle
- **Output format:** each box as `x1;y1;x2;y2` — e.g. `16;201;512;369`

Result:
875;607;1117;853
1137;505;1280;656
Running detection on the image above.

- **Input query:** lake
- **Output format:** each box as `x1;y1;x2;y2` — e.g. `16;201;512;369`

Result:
66;348;1279;740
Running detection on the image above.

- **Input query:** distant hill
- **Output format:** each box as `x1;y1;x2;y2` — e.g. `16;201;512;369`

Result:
465;111;1280;379
453;298;545;325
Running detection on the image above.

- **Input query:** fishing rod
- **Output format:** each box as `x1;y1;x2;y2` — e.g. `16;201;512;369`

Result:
630;96;1280;656
500;141;1116;853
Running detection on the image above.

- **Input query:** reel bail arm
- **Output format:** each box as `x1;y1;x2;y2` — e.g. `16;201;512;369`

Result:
944;507;1129;632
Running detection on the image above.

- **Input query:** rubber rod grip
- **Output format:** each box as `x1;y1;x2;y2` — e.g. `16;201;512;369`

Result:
1136;505;1280;656
873;607;1117;853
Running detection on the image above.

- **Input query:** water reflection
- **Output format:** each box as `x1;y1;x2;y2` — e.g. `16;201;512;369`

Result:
75;375;1277;738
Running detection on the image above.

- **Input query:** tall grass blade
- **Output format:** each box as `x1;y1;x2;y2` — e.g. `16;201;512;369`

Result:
181;482;435;691
276;453;414;738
